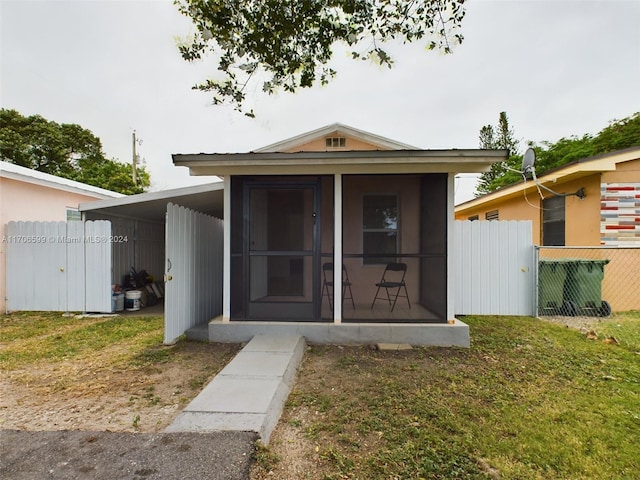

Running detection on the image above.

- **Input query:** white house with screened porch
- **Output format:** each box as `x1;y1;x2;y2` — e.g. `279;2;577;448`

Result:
171;123;509;346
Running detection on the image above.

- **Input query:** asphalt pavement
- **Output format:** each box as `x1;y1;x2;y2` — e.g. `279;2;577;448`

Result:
0;430;257;480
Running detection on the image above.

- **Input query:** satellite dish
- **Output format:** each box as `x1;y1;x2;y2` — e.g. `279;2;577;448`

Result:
522;147;586;200
522;148;535;176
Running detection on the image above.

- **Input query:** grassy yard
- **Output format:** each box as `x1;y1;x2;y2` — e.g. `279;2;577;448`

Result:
0;312;240;432
253;313;640;480
2;312;639;478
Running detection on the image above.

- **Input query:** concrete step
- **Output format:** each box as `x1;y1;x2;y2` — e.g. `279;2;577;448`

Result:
165;334;305;444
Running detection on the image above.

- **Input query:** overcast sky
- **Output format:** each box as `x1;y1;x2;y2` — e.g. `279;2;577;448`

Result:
1;0;639;203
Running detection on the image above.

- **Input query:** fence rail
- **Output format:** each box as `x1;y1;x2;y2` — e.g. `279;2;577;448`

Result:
536;246;640;318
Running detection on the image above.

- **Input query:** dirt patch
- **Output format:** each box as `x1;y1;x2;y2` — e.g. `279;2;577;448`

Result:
1;341;241;433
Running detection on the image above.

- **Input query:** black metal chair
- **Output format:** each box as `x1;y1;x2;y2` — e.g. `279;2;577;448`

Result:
371;262;410;312
322;263;355;310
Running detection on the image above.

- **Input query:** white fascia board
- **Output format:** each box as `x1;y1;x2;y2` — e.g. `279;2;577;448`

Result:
173;150;508;177
78;181;223;212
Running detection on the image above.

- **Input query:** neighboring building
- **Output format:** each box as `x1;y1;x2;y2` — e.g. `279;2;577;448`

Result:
171;123;508;346
1;161;123;312
454;147;640;247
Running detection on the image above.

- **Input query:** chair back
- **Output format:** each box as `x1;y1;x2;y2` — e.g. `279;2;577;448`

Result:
382;262;407;283
323;262;350;283
322;263;334;282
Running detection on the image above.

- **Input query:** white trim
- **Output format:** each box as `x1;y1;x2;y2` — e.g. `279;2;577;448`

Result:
1;161;123;199
223;176;231;322
447;173;456;321
333;174;343;324
79;181;223;212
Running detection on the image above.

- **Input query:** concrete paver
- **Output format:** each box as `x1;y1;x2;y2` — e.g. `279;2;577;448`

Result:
166;335;305;444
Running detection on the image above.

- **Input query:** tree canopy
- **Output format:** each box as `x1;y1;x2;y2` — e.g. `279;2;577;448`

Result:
0;109;149;195
476;112;520;194
175;0;466;116
477;112;640;195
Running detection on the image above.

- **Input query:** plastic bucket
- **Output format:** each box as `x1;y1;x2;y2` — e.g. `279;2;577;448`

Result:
125;290;141;311
112;293;125;312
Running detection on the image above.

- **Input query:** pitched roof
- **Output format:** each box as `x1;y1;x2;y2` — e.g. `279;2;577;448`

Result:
0;161;124;199
254;123;417;152
173;123;508;176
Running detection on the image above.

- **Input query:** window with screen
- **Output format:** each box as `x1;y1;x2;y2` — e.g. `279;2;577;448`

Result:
542;196;565;245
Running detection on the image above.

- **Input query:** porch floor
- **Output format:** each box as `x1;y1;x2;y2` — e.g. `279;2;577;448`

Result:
322;301;439;322
193;316;469;347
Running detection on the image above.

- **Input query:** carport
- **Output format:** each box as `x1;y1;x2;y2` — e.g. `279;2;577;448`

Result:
79;182;224;343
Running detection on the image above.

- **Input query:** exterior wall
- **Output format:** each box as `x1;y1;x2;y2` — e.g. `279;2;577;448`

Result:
1;177;111;312
600;159;640;246
1;177;103;223
456;194;543;242
285;135;388;153
602;158;640;182
563;174;602;246
455;170;628;247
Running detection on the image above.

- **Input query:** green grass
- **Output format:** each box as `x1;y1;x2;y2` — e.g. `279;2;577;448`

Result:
4;311;638;478
274;314;640;480
0;312;164;370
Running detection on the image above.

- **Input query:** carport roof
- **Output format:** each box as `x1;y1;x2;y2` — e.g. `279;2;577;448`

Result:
78;182;224;222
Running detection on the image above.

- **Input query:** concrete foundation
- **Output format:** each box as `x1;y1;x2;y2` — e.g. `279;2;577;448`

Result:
196;318;470;347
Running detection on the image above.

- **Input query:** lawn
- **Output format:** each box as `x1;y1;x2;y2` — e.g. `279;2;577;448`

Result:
0;312;241;432
252;313;640;480
2;311;638;478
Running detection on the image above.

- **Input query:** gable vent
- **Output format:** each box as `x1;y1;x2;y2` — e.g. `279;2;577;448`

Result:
325;137;346;148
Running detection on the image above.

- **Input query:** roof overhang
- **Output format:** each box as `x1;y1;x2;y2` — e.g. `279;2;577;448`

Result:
456;146;640;212
172;149;510;176
79;182;224;223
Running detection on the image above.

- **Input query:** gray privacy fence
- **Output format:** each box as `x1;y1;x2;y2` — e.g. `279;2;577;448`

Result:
5;220;112;313
536;246;640;317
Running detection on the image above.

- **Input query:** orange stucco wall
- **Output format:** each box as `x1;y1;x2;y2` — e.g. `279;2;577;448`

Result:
456;173;603;246
1;177;108;312
455;158;640;247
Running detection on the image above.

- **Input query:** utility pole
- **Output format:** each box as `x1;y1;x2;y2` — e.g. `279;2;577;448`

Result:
132;130;138;185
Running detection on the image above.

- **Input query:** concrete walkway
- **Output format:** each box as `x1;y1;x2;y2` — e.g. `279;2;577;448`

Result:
166;334;306;444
